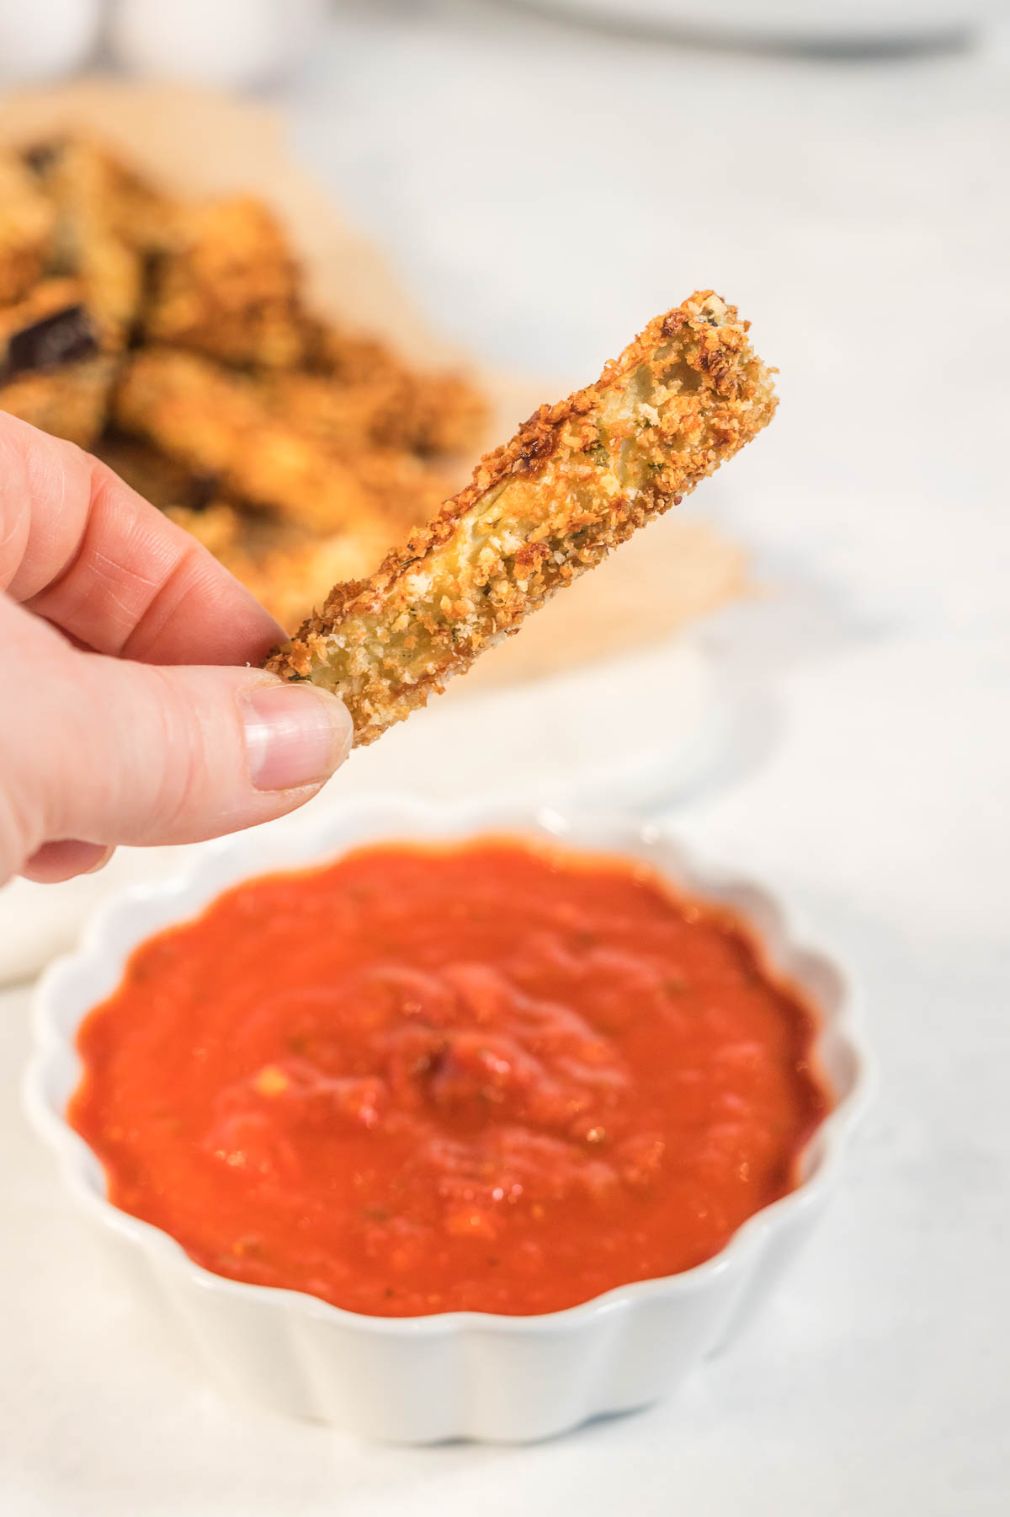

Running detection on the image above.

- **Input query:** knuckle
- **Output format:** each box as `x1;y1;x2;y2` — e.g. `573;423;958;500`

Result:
134;666;207;841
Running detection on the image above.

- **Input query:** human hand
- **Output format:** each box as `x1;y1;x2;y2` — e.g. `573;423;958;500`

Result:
0;413;352;886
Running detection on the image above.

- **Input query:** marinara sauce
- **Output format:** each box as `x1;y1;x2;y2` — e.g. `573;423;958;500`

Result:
70;839;830;1317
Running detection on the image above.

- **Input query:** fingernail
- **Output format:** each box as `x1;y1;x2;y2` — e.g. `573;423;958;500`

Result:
85;845;115;875
241;682;353;792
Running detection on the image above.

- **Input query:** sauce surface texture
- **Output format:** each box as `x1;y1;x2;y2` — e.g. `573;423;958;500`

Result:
71;839;830;1316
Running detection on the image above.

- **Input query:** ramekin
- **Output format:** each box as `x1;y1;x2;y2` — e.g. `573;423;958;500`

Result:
25;799;869;1443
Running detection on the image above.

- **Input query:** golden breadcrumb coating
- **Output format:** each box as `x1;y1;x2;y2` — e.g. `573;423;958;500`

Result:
37;139;151;347
262;366;486;462
296;319;487;458
113;346;462;539
0;149;55;304
143;197;306;368
0;355;115;446
114;346;383;534
0;277;91;352
25;135;175;253
93;435;216;513
266;291;777;743
0;278;111;446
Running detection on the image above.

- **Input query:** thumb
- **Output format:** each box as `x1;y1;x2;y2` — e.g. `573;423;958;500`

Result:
3;604;352;864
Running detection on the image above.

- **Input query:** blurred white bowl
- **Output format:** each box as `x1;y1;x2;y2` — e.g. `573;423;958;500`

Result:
0;0;102;84
26;798;869;1443
108;0;327;87
532;0;998;47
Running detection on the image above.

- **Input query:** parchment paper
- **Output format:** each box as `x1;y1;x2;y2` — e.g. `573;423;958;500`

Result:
0;78;748;692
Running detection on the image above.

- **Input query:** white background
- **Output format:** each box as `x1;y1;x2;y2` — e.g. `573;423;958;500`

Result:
2;2;1009;1512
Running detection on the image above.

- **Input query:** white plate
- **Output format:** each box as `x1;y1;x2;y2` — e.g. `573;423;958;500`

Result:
0;637;725;985
530;0;993;45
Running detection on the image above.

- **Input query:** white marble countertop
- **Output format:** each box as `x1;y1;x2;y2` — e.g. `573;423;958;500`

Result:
2;3;1009;1512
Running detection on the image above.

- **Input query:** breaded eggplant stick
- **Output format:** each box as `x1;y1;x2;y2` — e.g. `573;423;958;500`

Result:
114;347;381;534
266;292;777;744
0;150;55;304
113;347;457;538
143;197;307;369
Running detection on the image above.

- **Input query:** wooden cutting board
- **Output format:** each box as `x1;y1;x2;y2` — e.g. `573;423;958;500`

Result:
0;78;748;691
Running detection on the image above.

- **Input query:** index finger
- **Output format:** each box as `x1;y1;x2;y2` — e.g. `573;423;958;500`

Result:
0;411;284;665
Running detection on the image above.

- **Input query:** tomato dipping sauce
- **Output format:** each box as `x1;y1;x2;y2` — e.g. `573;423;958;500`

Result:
70;839;831;1317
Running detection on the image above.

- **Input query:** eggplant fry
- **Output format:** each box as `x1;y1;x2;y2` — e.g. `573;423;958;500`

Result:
0;149;55;304
113;346;382;535
113;346;464;540
265;291;777;744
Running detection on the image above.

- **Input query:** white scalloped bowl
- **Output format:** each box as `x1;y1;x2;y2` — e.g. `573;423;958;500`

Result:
25;799;869;1443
